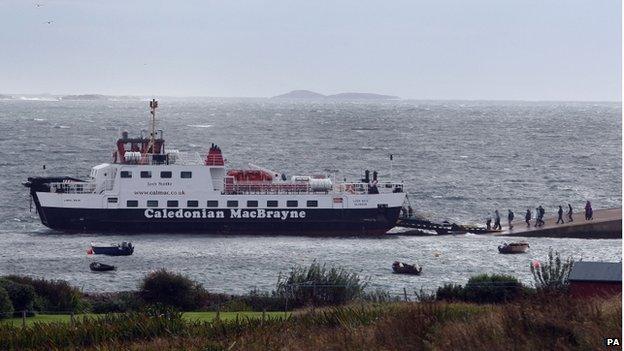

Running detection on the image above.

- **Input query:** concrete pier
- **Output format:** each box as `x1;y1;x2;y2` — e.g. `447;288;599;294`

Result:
498;208;621;239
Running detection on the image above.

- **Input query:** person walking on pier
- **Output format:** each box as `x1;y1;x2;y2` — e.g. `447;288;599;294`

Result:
585;201;593;220
557;205;565;224
493;210;502;230
567;204;573;222
525;209;531;227
536;206;545;227
507;209;514;230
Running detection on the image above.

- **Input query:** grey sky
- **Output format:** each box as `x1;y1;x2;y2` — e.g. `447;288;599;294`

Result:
0;0;621;100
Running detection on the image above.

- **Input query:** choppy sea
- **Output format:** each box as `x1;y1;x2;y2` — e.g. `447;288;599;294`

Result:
0;98;621;294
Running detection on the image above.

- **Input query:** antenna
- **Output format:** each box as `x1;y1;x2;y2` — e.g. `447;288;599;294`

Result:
148;99;158;153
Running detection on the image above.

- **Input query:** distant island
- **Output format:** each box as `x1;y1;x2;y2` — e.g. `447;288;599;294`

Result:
272;90;399;100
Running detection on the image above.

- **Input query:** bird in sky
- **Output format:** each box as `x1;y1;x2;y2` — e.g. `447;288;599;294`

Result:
35;3;44;7
44;20;54;25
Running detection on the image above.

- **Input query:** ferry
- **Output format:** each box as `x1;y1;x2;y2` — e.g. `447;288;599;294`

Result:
24;100;406;235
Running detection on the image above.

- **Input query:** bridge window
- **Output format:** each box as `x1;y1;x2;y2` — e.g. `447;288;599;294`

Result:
287;200;298;208
127;200;138;207
306;200;318;207
107;197;118;203
160;171;172;179
167;200;179;208
247;200;258;207
140;171;152;179
120;171;132;178
207;200;219;207
187;200;199;207
147;200;158;207
181;171;192;179
267;200;278;208
227;200;238;208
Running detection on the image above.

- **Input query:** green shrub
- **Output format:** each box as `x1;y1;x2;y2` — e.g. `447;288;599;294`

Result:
530;248;574;292
0;279;36;316
240;289;285;311
220;299;252;312
141;303;184;320
436;283;465;302
0;287;13;319
85;292;144;313
275;261;368;307
3;275;86;312
139;269;206;311
201;289;287;312
464;274;523;303
361;288;401;303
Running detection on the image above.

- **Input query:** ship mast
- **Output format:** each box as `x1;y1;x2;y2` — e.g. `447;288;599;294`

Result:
148;99;158;153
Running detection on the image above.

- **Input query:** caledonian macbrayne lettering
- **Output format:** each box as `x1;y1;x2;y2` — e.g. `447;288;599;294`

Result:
144;208;307;220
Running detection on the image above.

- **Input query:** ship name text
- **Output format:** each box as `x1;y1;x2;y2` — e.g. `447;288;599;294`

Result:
143;208;307;220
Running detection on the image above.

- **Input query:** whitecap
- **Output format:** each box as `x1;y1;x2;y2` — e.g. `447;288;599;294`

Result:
19;96;59;101
33;118;46;122
186;124;212;128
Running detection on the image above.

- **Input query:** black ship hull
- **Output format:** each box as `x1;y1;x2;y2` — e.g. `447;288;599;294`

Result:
33;206;402;236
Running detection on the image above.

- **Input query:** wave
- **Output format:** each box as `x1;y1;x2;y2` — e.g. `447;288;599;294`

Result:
444;195;467;201
19;97;59;101
186;124;212;128
351;127;380;132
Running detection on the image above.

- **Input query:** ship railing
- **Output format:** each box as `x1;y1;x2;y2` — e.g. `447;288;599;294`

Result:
221;181;403;195
334;181;404;195
224;182;316;195
121;152;205;166
173;152;204;165
49;182;97;194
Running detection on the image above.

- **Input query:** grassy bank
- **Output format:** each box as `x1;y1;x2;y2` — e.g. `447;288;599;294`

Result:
0;295;619;350
1;311;290;326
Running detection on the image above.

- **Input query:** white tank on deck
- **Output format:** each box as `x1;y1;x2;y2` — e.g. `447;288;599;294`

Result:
124;151;141;163
167;149;180;164
309;178;333;191
291;175;311;182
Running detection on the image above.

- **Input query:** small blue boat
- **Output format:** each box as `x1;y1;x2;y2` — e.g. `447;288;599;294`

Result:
88;242;134;256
